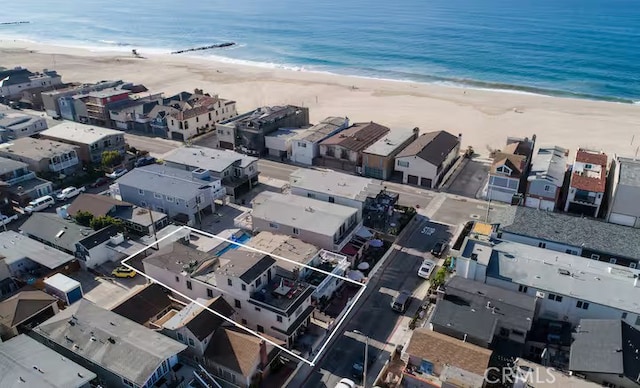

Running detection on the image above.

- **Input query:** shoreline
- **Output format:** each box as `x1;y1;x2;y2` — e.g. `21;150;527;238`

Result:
1;39;639;159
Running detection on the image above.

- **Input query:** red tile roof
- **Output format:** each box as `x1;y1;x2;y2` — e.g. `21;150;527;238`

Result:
576;149;608;166
570;173;606;192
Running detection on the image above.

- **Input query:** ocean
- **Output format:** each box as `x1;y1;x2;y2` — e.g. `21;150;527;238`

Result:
1;0;639;103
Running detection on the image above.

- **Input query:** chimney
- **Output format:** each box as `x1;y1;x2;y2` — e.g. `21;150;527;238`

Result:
259;340;269;368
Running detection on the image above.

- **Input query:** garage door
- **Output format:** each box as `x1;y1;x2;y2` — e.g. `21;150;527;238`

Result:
420;177;432;187
170;132;185;141
608;213;636;227
407;175;419;185
525;197;540;209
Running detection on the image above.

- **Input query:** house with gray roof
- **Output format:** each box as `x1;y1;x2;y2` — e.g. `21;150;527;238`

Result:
456;236;640;328
163;146;259;202
0;111;48;141
111;164;226;225
569;319;640;388
0;137;80;175
361;127;419;180
524;146;568;211
290;116;350;165
0;231;76;276
490;205;640;268
0;156;53;205
38;121;125;164
0;334;96;388
431;276;535;350
31;298;187;388
0;290;58;341
0;67;62;99
606;155;640;228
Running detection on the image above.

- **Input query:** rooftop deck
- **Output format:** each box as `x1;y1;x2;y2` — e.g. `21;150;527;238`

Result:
250;276;313;314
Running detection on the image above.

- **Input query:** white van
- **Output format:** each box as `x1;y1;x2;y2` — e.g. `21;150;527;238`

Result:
24;195;55;213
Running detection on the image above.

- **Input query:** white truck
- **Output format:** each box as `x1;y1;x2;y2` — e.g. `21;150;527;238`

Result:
56;186;86;201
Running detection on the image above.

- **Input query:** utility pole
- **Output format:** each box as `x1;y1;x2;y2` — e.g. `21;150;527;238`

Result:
354;330;369;387
148;207;159;250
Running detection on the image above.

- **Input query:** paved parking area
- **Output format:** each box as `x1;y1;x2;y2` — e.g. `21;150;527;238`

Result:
445;159;490;199
68;268;147;310
431;197;504;226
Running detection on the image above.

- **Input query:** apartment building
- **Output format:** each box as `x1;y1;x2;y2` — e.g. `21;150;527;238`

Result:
38;122;125;164
0;137;80;174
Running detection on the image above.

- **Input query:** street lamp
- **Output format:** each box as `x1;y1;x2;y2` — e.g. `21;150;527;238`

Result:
353;330;369;387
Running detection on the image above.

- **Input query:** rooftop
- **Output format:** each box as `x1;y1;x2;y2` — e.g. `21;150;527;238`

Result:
223;105;305;129
204;326;265;377
39;121;123;144
163;146;257;172
570;319;640;382
143;242;216;276
20;212;94;252
0;334;97;388
290;168;373;201
115;164;219;199
463;238;640;314
113;206;167;228
617;156;640;187
490;153;527;176
0;230;76;269
513;358;601;388
570;149;607;192
163;297;235;341
490;205;640;260
244;232;319;274
252;192;359;237
363;127;418;156
528;146;569;186
0;290;57;328
67;193;128;218
320;121;390;152
216;250;276;284
82;88;130;99
295;116;349;143
265;127;310;141
0;111;43;129
0;138;78;161
406;328;493;377
250;275;314;315
396;130;460;165
111;283;173;326
33;299;187;387
0;157;28;175
575;149;608;166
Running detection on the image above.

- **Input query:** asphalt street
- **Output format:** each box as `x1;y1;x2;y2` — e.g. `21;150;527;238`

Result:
299;217;453;388
124;133;181;158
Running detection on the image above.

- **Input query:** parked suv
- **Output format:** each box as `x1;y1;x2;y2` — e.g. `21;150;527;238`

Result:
391;290;412;313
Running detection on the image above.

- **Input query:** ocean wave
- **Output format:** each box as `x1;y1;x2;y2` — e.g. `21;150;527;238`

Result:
98;39;132;47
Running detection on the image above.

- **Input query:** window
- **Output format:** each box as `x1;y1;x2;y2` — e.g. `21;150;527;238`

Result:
175;276;179;282
631;263;637;269
184;121;189;129
196;117;199;123
538;242;546;248
154;193;162;199
636;316;640;326
293;228;300;235
235;299;241;309
257;325;264;333
307;193;315;199
565;249;578;255
591;254;600;260
255;278;262;287
544;185;552;192
622;312;628;319
241;284;246;291
298;142;307;148
188;338;195;347
511;330;525;337
328;197;335;203
518;285;528;293
547;293;563;302
397;160;409;168
585;164;593;169
576;301;589;310
227;279;232;286
177;332;184;342
166;195;174;202
209;113;212;121
277;315;283;322
609;258;617;264
255;307;261;312
207;288;213;298
269;222;279;229
138;189;145;195
186;281;192;290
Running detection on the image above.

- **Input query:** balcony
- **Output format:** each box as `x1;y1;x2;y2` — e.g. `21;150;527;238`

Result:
49;156;79;172
573;190;597;205
4;171;36;186
250;276;313;315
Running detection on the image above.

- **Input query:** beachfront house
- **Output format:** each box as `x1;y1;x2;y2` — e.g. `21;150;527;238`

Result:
524;146;568;211
0;111;48;141
290;117;350;165
361;127;419;180
564;148;608;217
42;80;123;119
38;121;125;164
162;146;259;203
250;191;360;252
216;105;309;155
0;67;62;99
108;93;164;132
316;121;391;173
110;164;226;226
606;155;640;228
0;157;53;204
486;136;535;204
264;127;312;161
394;130;461;188
0;137;80;175
149;90;237;141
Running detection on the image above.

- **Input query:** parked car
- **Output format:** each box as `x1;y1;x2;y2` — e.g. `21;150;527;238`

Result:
134;156;157;168
351;351;375;380
106;168;128;179
24;195;55;213
0;214;18;226
56;186;85;201
430;240;447;257
112;266;136;278
90;177;111;188
417;259;436;279
335;378;356;388
391;290;412;313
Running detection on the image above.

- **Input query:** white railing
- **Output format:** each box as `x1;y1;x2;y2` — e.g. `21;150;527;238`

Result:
49;157;79;172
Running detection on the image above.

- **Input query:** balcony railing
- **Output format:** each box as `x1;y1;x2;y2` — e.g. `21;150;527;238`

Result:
49;157;79;172
5;171;36;185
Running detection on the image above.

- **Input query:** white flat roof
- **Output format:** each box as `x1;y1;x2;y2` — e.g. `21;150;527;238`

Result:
289;168;373;201
40;121;123;144
44;273;81;293
363;128;416;156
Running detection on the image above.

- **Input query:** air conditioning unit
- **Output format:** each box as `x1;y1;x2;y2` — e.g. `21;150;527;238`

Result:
536;291;546;299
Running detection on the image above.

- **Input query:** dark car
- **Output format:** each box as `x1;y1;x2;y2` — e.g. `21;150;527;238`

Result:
430;240;447;257
90;177;110;188
134;156;157;168
351;351;375;380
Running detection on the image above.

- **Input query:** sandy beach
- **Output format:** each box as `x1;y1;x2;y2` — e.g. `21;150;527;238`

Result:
1;40;639;158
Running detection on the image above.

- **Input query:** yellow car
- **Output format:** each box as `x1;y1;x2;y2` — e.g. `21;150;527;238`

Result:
112;266;136;278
